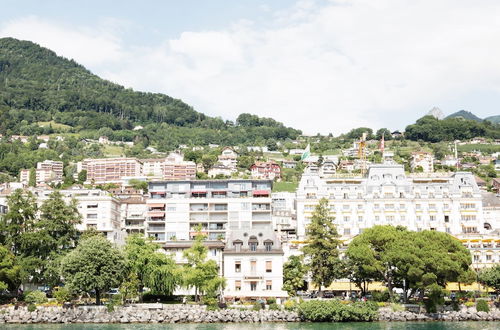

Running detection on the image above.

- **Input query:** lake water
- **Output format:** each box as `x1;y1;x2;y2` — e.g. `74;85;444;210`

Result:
1;323;499;330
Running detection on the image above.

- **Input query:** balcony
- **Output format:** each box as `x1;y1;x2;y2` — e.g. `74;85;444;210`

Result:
252;204;271;211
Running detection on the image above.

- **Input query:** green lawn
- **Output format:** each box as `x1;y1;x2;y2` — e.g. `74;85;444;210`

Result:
37;121;72;131
103;145;126;157
458;144;500;154
272;181;299;192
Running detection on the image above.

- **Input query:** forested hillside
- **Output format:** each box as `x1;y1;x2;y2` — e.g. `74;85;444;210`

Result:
0;38;301;149
405;115;500;142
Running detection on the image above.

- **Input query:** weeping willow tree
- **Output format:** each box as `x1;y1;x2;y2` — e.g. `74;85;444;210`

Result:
124;234;181;297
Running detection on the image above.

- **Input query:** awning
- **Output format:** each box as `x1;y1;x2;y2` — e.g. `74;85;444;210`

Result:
253;190;270;195
148;203;165;208
191;191;207;194
147;211;165;217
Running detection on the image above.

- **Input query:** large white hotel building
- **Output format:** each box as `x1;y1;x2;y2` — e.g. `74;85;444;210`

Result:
296;164;494;241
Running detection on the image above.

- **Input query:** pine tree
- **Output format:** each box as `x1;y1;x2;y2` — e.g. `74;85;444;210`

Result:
302;198;343;295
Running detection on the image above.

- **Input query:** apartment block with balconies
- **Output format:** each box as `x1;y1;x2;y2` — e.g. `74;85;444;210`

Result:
146;179;273;244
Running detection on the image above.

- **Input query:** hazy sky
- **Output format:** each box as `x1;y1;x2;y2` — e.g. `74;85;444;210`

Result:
2;0;500;134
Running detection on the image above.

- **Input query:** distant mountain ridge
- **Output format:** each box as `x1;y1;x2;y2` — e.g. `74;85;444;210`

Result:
445;110;483;122
484;115;500;124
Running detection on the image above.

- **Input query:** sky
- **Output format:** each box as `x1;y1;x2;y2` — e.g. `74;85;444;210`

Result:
1;0;500;135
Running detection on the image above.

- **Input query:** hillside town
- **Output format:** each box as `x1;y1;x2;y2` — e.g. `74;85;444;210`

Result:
1;130;500;304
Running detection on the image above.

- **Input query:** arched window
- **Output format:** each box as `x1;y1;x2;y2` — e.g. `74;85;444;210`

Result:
248;236;258;251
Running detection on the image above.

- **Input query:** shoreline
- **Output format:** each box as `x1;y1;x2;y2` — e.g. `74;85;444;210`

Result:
1;304;500;324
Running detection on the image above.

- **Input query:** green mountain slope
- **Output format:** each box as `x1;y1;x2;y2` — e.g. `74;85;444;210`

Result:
445;110;483;122
0;37;300;148
484;115;500;124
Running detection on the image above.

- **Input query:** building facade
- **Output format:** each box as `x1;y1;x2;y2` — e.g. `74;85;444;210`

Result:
296;164;486;240
80;158;143;184
411;152;434;173
146;179;273;243
251;161;281;180
223;229;288;301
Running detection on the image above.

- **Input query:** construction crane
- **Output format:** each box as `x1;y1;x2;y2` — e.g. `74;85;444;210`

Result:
358;132;367;176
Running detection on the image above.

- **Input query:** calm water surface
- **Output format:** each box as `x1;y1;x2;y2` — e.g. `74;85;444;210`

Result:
2;323;499;330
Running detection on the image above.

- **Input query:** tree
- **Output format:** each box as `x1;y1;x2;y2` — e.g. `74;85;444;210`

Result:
376;128;392;141
0;245;22;291
183;230;225;301
77;170;87;183
128;179;148;193
283;255;307;296
346;226;472;302
61;235;125;305
19;191;81;284
478;265;500;293
301;198;343;294
28;168;36;187
124;234;181;297
201;154;217;172
0;189;37;255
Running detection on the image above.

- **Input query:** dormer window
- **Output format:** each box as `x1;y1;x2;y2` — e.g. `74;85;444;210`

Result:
264;240;273;251
233;240;243;252
249;236;258;251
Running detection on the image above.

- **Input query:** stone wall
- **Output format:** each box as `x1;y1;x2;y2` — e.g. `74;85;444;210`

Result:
378;306;500;322
0;304;300;324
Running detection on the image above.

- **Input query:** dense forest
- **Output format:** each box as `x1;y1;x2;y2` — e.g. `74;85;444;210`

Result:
0;38;301;148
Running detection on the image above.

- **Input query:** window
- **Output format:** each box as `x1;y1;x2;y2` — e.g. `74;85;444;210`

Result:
358;216;363;222
241;202;250;210
461;215;477;221
87;214;98;219
416;204;421;210
87;204;98;209
250;260;256;272
250;281;257;291
444;215;449;223
446;228;451;233
266;261;272;273
344;228;351;235
430;215;436;221
264;241;273;251
416;216;421;221
357;193;363;199
357;204;363;210
235;261;241;273
400;215;405;221
249;242;257;251
343;216;350;222
374;204;380;210
235;280;241;291
167;206;176;212
473;255;480;262
343;193;349;199
234;241;242;252
343;204;349;210
486;255;492;261
429;204;436;210
460;203;476;209
399;204;405;209
266;280;272;290
375;216;380;221
386;216;395;222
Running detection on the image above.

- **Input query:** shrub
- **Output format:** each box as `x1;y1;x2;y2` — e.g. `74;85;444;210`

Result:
371;290;390;302
284;300;298;311
53;287;72;304
464;301;475;307
269;303;280;311
252;302;262;311
24;290;48;304
476;300;490;313
27;304;37;312
203;297;219;311
267;297;277;304
298;300;378;322
390;303;404;312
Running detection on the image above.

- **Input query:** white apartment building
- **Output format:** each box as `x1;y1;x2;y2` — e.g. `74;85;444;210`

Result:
411;152;434;173
296;164;487;240
121;197;147;235
146;180;273;243
271;192;296;236
142;158;165;179
19;160;64;186
223;229;288;301
218;147;238;170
